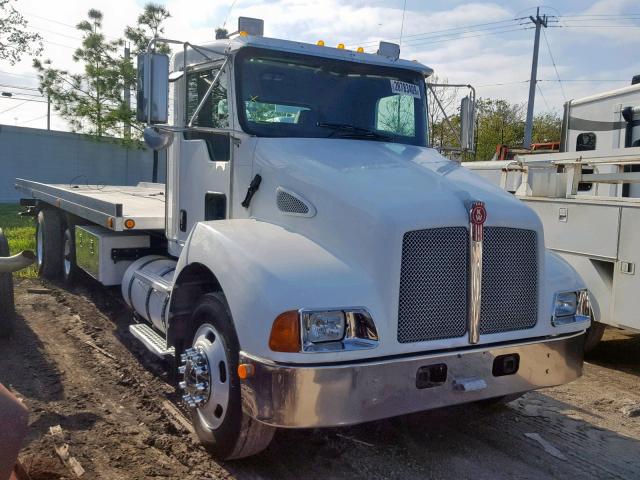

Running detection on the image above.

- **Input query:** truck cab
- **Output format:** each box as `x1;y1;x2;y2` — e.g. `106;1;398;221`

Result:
19;18;589;460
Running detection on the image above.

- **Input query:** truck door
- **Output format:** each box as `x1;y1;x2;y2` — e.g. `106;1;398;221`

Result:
174;61;233;246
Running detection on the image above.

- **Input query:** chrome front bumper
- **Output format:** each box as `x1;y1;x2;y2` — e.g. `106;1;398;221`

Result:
240;332;584;428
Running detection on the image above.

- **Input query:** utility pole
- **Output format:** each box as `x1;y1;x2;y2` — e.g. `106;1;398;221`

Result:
523;7;548;149
124;44;131;139
46;92;50;130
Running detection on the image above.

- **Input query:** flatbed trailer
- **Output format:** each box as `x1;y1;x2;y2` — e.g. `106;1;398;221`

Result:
15;179;165;231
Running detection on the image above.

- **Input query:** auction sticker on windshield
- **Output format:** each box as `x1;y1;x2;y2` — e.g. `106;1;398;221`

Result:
390;80;420;98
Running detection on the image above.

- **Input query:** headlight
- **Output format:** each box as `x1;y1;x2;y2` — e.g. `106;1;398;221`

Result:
554;292;577;317
552;290;590;326
303;310;345;343
269;308;379;353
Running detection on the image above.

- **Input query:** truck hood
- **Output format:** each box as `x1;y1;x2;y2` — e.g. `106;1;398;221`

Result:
251;137;543;273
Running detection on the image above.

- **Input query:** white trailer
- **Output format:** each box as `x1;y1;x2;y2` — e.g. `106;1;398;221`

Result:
465;78;640;351
16;18;588;459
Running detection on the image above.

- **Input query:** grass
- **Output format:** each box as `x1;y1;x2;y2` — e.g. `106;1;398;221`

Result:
0;203;37;278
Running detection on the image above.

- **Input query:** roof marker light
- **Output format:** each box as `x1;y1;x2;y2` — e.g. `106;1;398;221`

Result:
357;47;364;53
239;31;248;37
337;43;345;49
317;40;325;46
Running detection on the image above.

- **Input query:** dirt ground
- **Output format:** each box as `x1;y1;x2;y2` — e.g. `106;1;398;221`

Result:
2;277;640;480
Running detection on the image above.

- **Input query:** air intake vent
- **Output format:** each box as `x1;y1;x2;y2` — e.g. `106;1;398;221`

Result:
276;187;316;217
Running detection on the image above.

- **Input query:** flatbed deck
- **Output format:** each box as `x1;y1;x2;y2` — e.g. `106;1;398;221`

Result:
15;179;165;231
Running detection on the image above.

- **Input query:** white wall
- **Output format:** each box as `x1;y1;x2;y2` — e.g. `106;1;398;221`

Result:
0;125;166;203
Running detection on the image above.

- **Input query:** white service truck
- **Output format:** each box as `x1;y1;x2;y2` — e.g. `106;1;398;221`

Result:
16;18;589;459
465;78;640;351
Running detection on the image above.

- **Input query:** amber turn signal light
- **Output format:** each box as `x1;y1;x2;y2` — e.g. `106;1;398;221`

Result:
269;310;301;352
238;363;255;379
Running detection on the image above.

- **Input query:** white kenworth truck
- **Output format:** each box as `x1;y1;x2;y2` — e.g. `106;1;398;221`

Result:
17;18;588;459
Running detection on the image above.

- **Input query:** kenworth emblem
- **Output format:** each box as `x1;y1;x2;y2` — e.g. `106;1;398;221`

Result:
468;201;486;344
470;201;487;241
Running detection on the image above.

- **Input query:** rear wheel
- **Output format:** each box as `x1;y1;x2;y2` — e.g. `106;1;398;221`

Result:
0;228;15;337
179;292;275;460
35;209;63;279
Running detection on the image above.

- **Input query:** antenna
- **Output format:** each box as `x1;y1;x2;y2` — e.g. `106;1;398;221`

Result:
399;0;408;48
222;0;239;29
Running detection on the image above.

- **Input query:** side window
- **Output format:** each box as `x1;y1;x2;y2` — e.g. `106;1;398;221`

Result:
576;132;596;151
186;66;229;128
376;94;415;136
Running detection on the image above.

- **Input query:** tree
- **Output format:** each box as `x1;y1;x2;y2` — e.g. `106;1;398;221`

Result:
474;98;526;160
0;0;42;65
33;4;171;142
34;9;131;139
532;111;561;143
125;3;171;54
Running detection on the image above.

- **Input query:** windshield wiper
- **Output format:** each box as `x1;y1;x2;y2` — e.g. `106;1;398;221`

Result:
317;122;393;141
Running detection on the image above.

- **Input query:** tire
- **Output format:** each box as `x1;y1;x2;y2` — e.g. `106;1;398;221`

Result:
62;227;79;285
35;208;64;279
180;292;275;460
0;228;15;338
584;321;606;354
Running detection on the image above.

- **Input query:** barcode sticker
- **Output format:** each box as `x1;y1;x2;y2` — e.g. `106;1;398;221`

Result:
390;80;420;98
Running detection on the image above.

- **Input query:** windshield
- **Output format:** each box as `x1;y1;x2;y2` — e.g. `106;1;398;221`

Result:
235;48;428;147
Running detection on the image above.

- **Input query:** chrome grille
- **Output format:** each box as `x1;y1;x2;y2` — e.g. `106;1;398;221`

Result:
397;227;468;343
480;227;538;334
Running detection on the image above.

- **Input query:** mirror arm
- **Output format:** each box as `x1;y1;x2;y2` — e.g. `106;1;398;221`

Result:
426;83;461;148
187;57;230;128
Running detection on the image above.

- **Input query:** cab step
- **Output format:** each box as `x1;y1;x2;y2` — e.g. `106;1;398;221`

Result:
129;323;174;357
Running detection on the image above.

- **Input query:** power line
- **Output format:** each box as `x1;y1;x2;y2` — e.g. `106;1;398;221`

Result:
17;114;48;126
0;100;30;115
0;96;47;104
0;83;40;92
381;26;532;50
551;24;640;28
353;17;527;47
0;70;39;80
542;29;567;102
536;83;553;111
476;80;530;88
539;79;630;82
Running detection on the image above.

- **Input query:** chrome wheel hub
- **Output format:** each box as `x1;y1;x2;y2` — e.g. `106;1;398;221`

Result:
178;347;211;408
178;323;230;429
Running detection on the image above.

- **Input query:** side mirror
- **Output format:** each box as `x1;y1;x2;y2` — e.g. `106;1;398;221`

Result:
136;53;169;124
460;95;475;151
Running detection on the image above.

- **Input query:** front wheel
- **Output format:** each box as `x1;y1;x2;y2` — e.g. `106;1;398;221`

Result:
179;293;275;460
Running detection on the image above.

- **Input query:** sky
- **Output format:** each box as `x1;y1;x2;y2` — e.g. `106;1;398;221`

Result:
0;0;638;132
